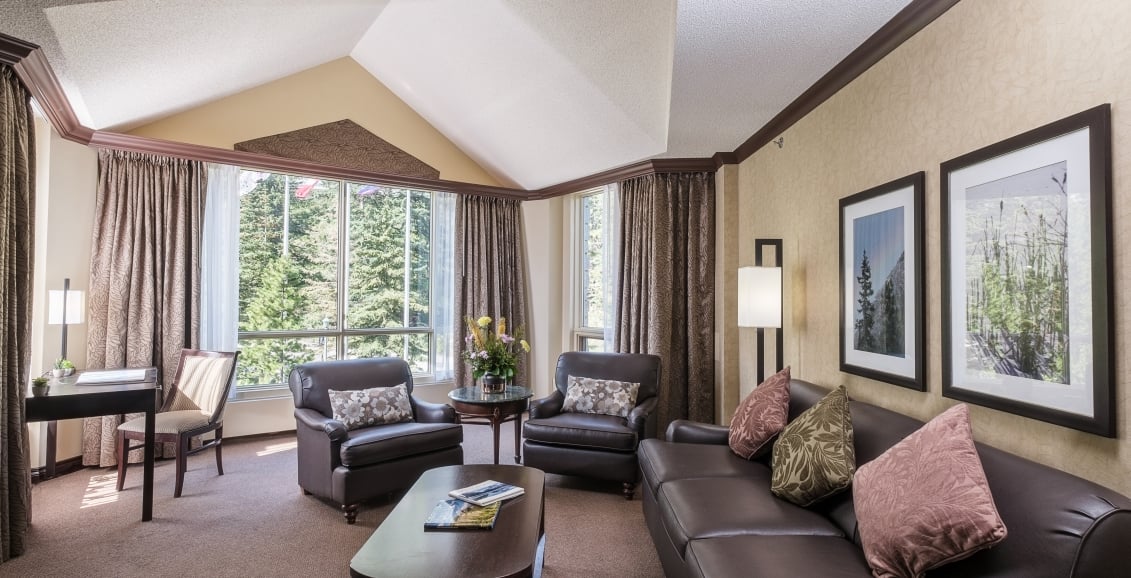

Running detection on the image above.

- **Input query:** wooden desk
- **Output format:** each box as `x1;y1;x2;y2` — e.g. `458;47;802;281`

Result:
25;368;159;522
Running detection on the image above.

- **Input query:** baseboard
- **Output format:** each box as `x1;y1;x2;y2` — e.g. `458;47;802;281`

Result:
31;456;85;484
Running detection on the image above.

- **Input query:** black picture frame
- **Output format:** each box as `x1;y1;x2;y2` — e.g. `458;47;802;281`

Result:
940;104;1113;437
839;172;925;391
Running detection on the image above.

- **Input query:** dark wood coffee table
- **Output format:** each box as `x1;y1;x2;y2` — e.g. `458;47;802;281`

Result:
350;464;546;578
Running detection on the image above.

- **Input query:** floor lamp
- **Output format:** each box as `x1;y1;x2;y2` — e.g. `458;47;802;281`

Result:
45;277;85;479
739;239;783;383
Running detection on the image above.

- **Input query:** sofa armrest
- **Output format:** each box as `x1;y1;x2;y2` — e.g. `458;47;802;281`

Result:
666;419;730;445
529;390;565;419
294;407;348;442
411;396;457;423
628;396;659;438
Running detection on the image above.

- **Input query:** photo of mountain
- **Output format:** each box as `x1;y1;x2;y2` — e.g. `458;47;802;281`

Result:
852;206;906;357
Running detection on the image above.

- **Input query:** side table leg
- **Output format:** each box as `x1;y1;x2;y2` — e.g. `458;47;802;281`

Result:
492;408;501;465
514;411;522;463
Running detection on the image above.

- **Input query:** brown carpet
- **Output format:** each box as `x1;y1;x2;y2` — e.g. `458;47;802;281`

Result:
4;418;663;577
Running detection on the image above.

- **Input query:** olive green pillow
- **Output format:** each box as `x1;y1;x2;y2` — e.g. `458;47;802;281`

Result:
770;385;855;506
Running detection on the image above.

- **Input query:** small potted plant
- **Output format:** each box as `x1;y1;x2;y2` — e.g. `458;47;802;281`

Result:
52;358;75;378
31;376;49;397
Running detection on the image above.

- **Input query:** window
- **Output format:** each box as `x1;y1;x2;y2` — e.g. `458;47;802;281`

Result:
573;187;610;351
236;171;447;391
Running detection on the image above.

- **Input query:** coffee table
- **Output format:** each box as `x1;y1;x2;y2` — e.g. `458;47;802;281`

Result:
448;386;533;465
350;464;546;578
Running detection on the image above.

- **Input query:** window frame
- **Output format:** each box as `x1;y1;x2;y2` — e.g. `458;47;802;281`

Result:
571;186;607;352
235;170;445;398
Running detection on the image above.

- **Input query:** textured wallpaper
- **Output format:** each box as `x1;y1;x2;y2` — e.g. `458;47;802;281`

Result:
735;0;1131;493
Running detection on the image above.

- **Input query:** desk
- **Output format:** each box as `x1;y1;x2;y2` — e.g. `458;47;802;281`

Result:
25;368;159;522
448;386;532;465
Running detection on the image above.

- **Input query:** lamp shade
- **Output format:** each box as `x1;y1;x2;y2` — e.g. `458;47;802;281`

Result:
48;289;85;325
738;266;781;328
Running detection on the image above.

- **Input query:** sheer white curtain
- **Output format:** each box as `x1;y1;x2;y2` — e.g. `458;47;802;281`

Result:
201;163;240;397
432;192;457;381
602;182;620;350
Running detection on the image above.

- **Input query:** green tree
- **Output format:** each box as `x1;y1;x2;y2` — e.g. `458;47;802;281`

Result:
239;256;315;385
855;251;876;350
881;277;900;354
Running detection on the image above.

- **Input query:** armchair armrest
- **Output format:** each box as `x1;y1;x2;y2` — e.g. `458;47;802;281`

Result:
627;396;659;437
411;396;457;423
666;419;730;445
294;407;348;442
528;390;565;419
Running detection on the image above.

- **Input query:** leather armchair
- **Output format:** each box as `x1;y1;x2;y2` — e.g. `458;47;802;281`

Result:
522;352;661;499
289;357;463;524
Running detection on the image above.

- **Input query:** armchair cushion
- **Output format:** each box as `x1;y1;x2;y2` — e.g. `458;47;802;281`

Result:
328;384;413;431
524;413;638;452
339;421;463;467
562;375;640;418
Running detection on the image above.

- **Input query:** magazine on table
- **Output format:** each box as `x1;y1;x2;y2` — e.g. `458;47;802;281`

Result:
448;480;525;507
424;499;501;530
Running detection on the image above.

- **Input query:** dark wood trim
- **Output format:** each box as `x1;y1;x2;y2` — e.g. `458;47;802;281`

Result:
528;157;718;199
712;151;738;168
733;0;960;162
31;455;84;484
0;32;36;65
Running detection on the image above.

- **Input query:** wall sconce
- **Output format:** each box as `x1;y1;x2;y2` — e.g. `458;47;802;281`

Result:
48;277;85;360
739;239;783;383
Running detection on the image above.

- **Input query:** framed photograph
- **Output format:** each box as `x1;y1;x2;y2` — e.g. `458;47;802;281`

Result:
839;172;925;391
941;104;1113;437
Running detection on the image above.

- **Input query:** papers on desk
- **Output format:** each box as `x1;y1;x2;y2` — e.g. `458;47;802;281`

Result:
76;369;150;385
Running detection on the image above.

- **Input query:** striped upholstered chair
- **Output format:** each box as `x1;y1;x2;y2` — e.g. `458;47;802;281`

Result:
116;349;239;497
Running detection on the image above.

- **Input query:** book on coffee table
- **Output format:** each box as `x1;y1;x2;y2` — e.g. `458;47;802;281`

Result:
424;499;501;530
448;480;525;507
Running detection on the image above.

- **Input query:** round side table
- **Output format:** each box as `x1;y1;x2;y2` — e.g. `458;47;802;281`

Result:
448;385;533;465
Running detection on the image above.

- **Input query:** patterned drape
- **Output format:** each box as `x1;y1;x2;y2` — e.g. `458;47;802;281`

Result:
453;195;529;389
0;63;34;563
615;172;715;432
82;150;205;467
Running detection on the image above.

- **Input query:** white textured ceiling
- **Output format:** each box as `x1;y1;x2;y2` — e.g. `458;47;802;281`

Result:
0;0;912;189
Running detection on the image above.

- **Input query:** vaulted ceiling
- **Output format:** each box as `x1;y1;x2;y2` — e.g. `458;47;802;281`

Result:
1;0;911;189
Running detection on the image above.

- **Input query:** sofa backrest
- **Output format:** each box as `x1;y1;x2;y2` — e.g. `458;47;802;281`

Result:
289;357;414;418
787;379;1131;578
555;351;661;401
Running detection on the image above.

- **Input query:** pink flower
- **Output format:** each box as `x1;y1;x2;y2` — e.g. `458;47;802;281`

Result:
500;334;514;344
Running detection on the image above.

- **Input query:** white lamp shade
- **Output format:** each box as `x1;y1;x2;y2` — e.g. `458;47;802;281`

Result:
738;266;781;328
48;289;85;325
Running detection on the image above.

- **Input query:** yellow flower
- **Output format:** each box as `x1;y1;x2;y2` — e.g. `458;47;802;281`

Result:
520;339;531;353
498;317;506;337
477;316;491;328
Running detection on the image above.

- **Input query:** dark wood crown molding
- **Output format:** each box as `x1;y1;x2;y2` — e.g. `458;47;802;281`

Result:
731;0;960;163
528;157;718;199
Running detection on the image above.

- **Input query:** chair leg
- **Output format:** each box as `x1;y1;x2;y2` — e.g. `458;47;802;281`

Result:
622;482;636;500
214;426;224;476
175;435;189;498
342;504;359;525
116;430;128;491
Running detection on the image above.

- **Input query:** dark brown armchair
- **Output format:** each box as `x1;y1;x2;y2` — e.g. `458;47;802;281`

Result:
522;352;661;499
290;357;463;523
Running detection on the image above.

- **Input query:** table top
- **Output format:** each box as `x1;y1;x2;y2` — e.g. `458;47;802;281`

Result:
448;385;533;405
350;464;545;578
26;367;159;423
29;367;159;398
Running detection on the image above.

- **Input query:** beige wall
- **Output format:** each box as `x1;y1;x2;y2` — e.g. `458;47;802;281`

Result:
28;124;99;468
522;197;567;398
734;0;1131;494
128;57;501;187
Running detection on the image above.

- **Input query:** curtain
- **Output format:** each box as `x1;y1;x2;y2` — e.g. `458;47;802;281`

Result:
201;163;239;398
432;192;456;382
453;195;529;388
82;150;206;467
0;64;34;563
601;182;620;350
615;172;715;432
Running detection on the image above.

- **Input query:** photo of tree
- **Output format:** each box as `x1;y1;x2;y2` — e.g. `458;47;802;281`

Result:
852;207;905;357
964;161;1068;384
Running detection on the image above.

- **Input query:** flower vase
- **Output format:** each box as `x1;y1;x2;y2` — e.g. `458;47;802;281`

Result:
481;373;506;395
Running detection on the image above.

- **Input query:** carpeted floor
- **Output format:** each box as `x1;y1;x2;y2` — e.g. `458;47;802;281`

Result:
5;418;662;577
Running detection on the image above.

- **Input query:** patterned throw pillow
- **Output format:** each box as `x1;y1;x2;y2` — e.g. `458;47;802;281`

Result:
562;376;641;418
854;404;1007;578
728;366;791;459
327;384;414;431
770;385;855;506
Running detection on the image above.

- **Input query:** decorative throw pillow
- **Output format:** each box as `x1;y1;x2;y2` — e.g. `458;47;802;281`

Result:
770;385;855;506
728;366;791;459
561;376;641;418
853;404;1007;578
327;384;414;431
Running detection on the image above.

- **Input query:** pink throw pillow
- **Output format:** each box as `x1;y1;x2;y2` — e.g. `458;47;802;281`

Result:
728;366;790;459
853;404;1007;578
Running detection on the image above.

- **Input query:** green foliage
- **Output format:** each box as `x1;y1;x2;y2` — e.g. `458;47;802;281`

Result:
881;277;900;353
461;316;530;379
854;251;877;350
239;256;316;385
54;358;74;370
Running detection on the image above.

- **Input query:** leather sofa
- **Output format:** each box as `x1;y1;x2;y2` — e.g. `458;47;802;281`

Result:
289;357;463;523
523;352;661;499
640;379;1131;577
